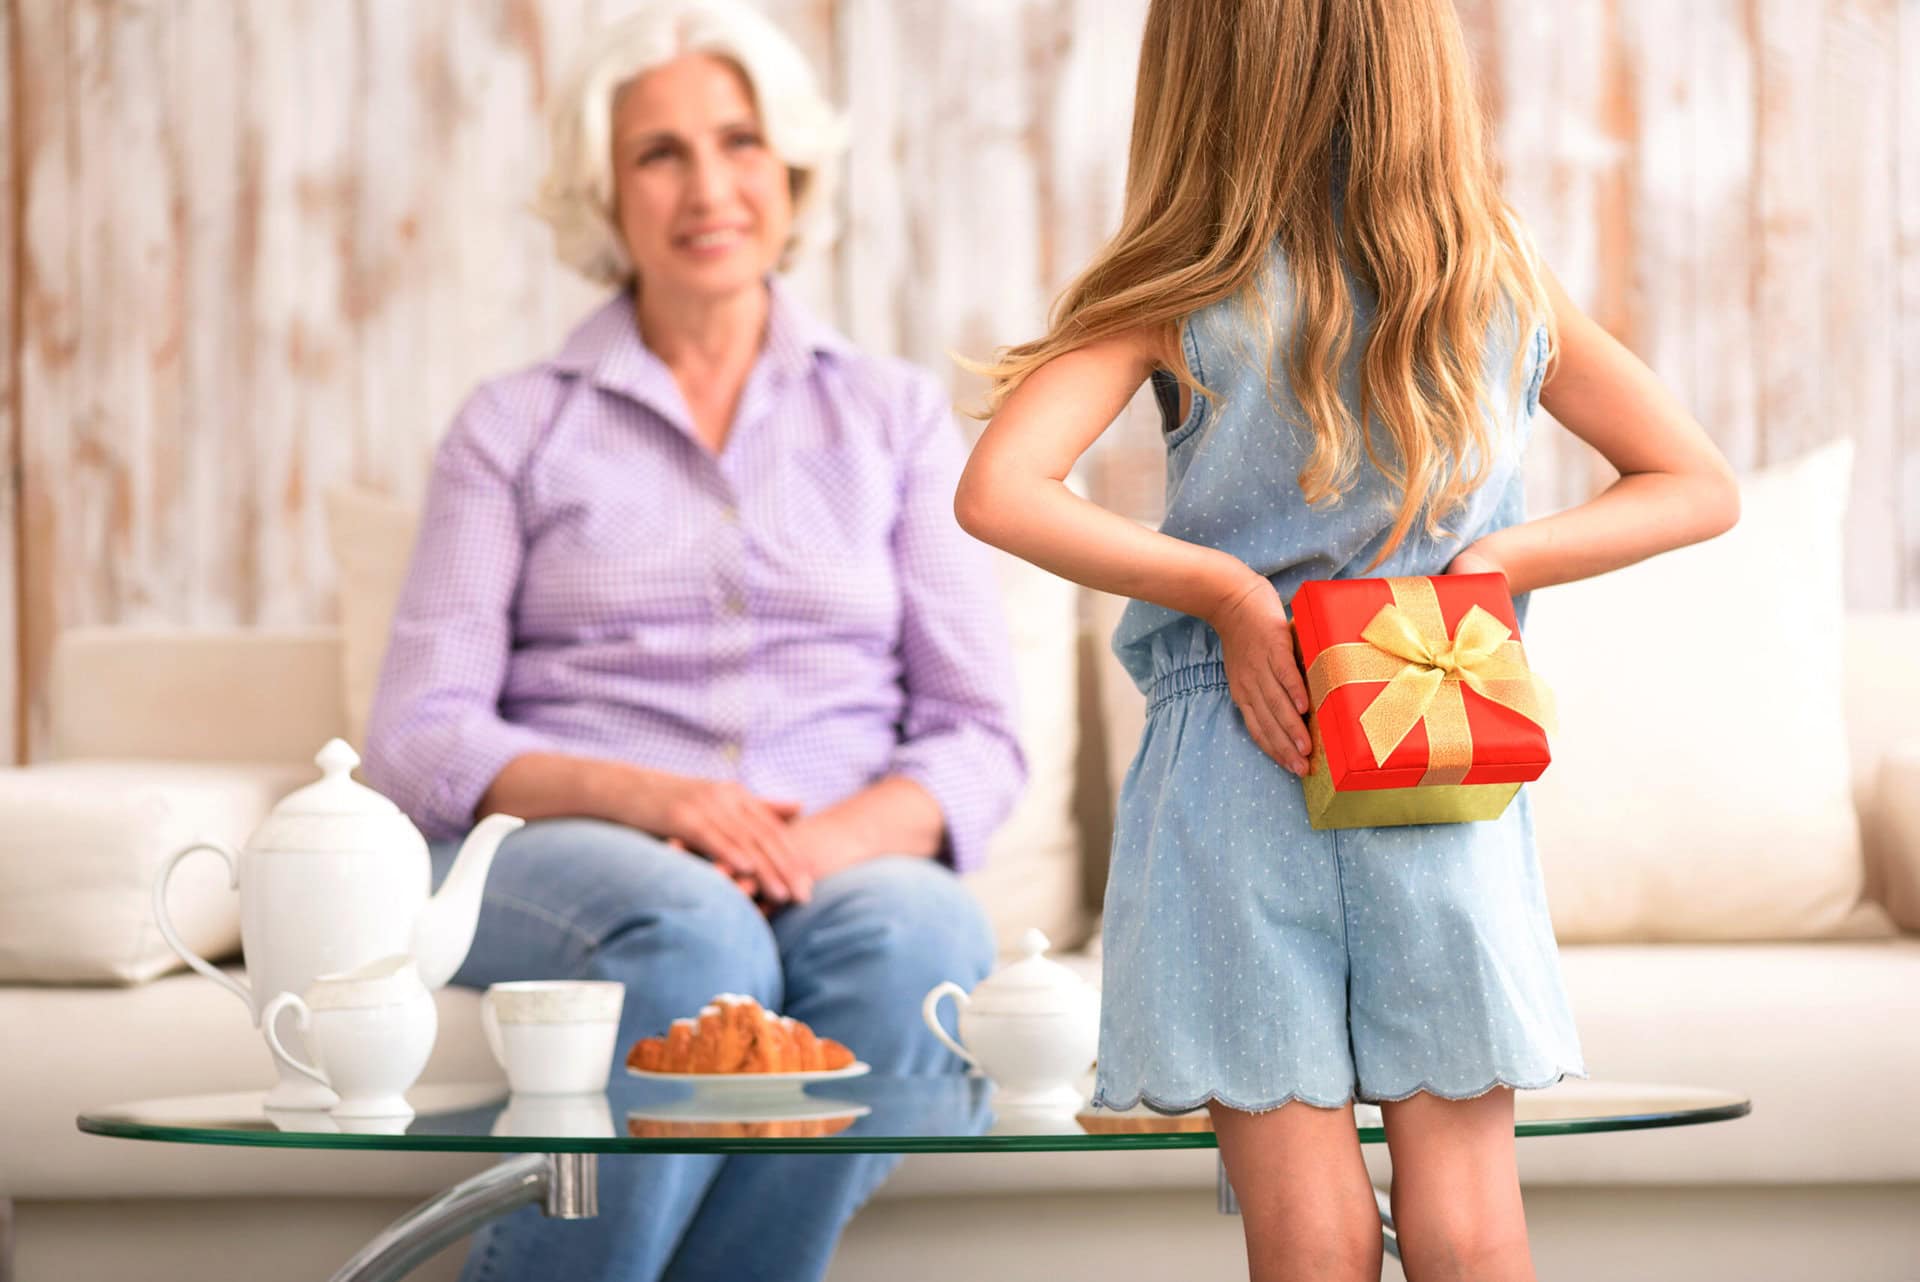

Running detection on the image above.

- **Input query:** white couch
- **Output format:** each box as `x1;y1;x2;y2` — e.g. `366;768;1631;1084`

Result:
1;601;1917;1282
5;436;1920;1282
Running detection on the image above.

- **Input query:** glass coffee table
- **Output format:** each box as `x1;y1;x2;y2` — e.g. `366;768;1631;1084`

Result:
79;1074;1749;1282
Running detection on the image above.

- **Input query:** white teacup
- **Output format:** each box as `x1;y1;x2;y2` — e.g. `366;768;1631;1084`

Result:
482;981;625;1096
262;955;438;1119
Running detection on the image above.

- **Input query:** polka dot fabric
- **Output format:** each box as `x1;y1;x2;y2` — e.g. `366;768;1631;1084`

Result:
1090;242;1587;1114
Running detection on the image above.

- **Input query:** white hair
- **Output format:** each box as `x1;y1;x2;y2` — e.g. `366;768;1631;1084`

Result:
534;0;848;286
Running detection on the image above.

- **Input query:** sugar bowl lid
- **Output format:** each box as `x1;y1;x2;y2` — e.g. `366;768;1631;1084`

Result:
965;928;1094;1017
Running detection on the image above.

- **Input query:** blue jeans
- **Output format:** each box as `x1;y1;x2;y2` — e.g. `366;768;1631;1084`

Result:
428;818;998;1282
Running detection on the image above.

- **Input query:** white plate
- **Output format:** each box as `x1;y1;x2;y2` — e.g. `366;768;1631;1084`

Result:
626;1060;872;1091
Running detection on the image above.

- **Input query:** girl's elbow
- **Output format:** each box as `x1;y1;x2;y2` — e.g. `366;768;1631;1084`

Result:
1705;469;1741;536
953;472;1002;545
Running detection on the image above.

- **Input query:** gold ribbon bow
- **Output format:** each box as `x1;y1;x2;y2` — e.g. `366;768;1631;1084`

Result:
1303;576;1557;785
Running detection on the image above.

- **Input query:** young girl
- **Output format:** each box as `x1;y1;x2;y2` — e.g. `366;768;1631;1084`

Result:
955;3;1740;1280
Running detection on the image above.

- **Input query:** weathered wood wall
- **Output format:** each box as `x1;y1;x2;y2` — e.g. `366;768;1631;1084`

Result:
8;0;1919;761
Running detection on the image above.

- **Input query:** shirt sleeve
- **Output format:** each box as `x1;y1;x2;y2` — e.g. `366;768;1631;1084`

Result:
883;369;1030;875
361;383;558;840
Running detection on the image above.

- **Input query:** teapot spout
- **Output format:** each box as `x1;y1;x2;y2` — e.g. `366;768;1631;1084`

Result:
412;812;524;989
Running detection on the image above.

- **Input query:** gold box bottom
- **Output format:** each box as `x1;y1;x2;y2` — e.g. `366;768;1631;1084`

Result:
1303;771;1522;830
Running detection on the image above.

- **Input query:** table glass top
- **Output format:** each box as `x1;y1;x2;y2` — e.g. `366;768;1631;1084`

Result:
78;1075;1750;1155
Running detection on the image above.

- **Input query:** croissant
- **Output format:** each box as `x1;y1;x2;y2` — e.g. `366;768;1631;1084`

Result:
626;1113;859;1139
626;993;856;1074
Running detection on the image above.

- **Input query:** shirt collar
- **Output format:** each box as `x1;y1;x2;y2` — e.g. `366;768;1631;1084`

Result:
550;274;854;430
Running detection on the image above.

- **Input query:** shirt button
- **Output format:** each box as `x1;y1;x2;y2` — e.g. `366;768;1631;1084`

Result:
723;593;746;616
719;741;742;763
719;504;740;524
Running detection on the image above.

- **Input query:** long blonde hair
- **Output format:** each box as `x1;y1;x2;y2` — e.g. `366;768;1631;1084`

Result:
978;0;1554;571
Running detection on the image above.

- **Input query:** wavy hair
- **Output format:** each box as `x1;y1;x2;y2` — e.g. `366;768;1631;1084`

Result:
535;0;848;287
977;0;1555;570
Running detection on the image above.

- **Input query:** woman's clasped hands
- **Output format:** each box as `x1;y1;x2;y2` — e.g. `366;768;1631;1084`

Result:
643;774;826;916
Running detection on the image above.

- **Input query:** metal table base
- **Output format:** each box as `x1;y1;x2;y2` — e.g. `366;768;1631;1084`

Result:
329;1153;597;1282
334;1148;1403;1282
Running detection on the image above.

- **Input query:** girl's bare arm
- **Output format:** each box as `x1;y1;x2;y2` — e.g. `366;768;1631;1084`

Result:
955;331;1316;776
1474;262;1742;594
954;330;1269;623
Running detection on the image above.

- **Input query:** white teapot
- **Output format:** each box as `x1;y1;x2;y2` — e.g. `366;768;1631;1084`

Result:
153;739;522;1109
262;954;437;1120
921;928;1100;1111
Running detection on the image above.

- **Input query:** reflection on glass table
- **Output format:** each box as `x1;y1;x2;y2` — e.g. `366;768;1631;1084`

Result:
79;1075;1750;1281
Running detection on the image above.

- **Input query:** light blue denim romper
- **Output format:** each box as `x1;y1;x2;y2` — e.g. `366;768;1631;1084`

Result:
1088;234;1590;1114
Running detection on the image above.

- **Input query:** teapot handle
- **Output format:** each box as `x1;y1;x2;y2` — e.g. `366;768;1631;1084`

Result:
920;981;979;1070
261;992;331;1089
153;842;254;1018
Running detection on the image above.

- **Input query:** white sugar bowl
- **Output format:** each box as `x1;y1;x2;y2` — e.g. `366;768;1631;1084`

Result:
262;955;437;1120
921;928;1099;1111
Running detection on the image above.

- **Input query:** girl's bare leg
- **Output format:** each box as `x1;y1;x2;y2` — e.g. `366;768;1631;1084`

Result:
1206;1098;1383;1282
1378;1085;1536;1282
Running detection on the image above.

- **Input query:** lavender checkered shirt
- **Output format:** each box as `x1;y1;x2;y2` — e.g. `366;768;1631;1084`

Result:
362;277;1027;874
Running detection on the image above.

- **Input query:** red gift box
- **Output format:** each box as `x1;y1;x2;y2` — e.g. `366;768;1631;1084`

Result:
1287;572;1555;829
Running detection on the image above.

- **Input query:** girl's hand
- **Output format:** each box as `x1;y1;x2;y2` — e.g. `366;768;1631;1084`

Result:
638;775;814;904
1206;574;1315;777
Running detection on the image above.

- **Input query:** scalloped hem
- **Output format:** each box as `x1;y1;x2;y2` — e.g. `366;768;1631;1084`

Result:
1088;1087;1355;1116
1091;1065;1590;1115
1357;1064;1590;1105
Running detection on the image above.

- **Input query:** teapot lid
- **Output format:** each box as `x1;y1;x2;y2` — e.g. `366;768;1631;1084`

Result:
304;954;425;1011
273;740;402;818
966;928;1094;1017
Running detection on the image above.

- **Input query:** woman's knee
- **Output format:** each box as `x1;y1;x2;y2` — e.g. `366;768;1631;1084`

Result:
789;856;998;986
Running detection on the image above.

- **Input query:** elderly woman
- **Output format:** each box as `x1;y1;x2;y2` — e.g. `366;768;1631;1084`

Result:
361;2;1025;1278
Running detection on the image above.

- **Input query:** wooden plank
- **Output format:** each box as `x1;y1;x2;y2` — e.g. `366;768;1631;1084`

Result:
236;0;358;626
1464;1;1621;520
1683;0;1759;475
842;0;1155;515
7;0;1915;751
756;0;839;319
15;0;79;760
1613;4;1701;443
1753;0;1828;475
1900;0;1920;606
1819;0;1900;609
1046;0;1159;523
178;0;249;626
0;0;18;764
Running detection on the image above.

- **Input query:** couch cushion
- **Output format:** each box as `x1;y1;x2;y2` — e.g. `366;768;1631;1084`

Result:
324;486;1089;956
0;762;313;984
323;489;419;753
51;629;347;764
1523;439;1883;942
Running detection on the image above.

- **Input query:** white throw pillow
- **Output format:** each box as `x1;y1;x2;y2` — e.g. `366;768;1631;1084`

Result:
323;486;1087;956
961;547;1089;954
1523;438;1877;941
1870;746;1920;932
0;761;310;983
